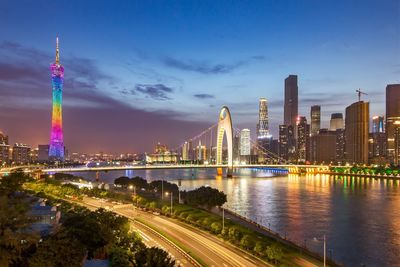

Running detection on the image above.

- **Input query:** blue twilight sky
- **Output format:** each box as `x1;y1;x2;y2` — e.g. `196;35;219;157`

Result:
0;0;399;153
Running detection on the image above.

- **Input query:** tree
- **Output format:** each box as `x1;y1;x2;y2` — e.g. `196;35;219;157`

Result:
114;176;131;187
108;246;133;267
134;247;175;267
0;170;31;195
182;186;227;209
266;243;283;264
254;241;265;256
210;222;222;234
228;227;242;242
29;231;85;267
240;235;255;250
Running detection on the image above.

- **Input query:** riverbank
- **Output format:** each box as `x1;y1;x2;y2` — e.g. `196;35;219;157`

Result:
211;207;342;267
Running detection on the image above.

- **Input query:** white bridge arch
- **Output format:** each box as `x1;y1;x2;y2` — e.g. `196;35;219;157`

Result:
216;106;233;177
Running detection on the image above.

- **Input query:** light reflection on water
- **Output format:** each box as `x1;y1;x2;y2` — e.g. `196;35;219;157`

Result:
70;168;400;267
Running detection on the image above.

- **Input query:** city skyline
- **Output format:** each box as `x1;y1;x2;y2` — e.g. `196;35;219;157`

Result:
0;0;399;153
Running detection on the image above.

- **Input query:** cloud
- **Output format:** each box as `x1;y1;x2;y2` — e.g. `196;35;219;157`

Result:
134;84;173;100
193;93;215;99
162;57;245;74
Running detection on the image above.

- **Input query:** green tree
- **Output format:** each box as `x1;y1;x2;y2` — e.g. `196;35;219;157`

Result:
240;234;255;250
228;226;242;242
254;241;265;256
114;176;131;187
29;231;85;267
266;242;283;264
182;186;227;209
109;246;133;267
210;222;222;234
134;247;175;267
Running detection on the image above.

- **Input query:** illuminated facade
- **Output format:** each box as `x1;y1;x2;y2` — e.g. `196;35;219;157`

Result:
310;105;321;136
216;106;233;177
386;84;400;164
49;37;65;161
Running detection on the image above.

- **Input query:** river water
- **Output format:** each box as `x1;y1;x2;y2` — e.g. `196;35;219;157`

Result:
68;168;400;266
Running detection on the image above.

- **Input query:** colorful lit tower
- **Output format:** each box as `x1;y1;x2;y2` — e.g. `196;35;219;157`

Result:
49;37;64;161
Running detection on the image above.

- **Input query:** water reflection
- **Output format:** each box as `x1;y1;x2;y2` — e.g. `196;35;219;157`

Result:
70;169;400;266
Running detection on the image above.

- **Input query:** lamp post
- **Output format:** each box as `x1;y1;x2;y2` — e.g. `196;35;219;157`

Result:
222;207;225;232
313;235;327;267
165;192;173;216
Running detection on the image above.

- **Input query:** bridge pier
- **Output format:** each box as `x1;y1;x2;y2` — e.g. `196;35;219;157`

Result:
227;167;233;178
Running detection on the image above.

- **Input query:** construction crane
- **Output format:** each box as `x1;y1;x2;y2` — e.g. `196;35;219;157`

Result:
356;89;368;101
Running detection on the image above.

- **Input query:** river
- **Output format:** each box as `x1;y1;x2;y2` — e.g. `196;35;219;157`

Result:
67;168;400;266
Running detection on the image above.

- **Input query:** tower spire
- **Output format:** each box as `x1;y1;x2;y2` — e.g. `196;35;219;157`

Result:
55;36;60;65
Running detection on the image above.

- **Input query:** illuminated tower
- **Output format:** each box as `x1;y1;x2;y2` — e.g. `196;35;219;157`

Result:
48;37;65;161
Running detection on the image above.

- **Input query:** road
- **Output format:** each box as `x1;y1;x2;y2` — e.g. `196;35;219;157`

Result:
81;197;270;267
82;198;198;267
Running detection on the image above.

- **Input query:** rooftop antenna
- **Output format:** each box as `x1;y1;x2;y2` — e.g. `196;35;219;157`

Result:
356;88;367;101
55;36;60;65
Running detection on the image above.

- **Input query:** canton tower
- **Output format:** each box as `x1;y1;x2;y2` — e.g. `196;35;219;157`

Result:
48;37;65;161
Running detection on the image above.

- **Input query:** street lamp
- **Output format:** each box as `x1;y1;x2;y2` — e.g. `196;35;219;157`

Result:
313;235;327;267
165;192;173;216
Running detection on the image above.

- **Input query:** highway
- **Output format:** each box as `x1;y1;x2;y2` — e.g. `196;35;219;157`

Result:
81;197;271;267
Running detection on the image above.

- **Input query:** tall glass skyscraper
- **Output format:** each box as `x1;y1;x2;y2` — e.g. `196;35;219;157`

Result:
310;105;321;136
257;98;269;138
49;37;65;161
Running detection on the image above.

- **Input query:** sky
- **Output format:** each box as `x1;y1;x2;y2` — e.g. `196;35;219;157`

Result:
0;0;399;153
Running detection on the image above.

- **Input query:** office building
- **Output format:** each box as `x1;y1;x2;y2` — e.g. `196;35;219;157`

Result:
0;143;10;165
257;98;269;138
196;140;207;161
278;125;288;160
284;75;298;128
386;84;400;164
182;142;189;161
345;101;369;164
330;113;344;131
310;105;321;136
372;116;384;134
335;129;346;161
38;145;50;162
0;130;8;145
12;143;31;165
240;129;251;156
296;116;310;162
233;133;240;163
310;129;337;163
369;132;387;164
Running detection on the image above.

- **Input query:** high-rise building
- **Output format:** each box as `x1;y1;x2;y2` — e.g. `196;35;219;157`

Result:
310;105;321;136
329;113;344;131
240;129;251;156
296;116;310;162
310;129;336;163
196;140;207;161
0;143;10;166
372;116;384;133
345;101;369;164
369;132;387;163
278;125;288;160
182;142;189;161
0;130;8;145
233;133;240;163
386;84;400;164
38;144;50;162
334;128;345;161
12;143;31;165
49;37;65;161
257;98;269;138
284;75;298;128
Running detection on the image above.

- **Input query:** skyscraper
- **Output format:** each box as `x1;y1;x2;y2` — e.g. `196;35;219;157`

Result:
345;101;369;164
257;98;269;138
240;129;251;156
310;105;321;136
284;75;298;128
386;84;400;164
372;116;384;133
278;125;288;160
296;116;310;162
49;37;65;161
329;113;344;131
